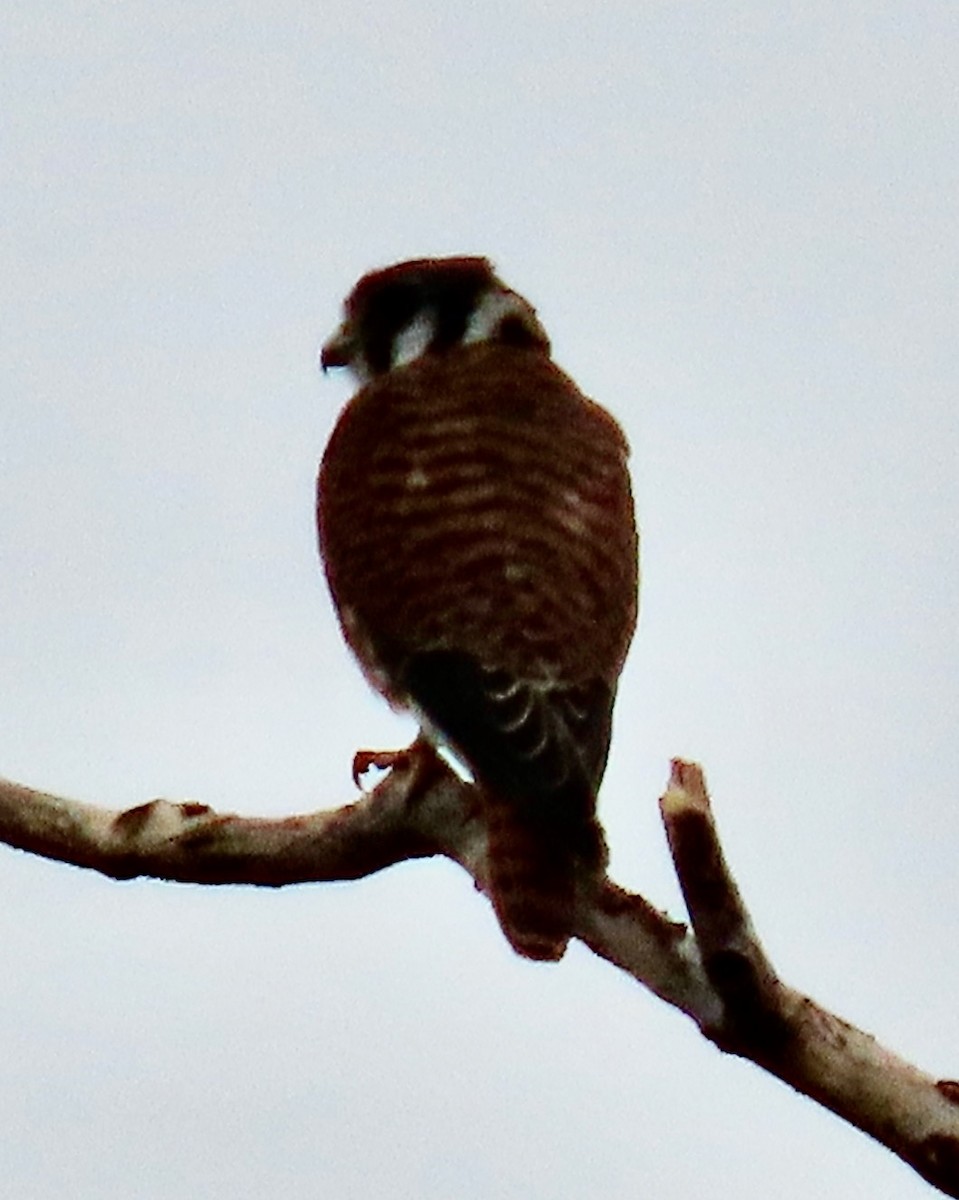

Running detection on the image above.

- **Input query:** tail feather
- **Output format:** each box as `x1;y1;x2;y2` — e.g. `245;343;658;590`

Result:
482;787;605;962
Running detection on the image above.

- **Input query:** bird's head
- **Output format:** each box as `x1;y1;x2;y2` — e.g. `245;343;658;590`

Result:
320;256;551;386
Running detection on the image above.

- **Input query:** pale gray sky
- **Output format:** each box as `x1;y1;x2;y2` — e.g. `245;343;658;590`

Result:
2;3;958;1197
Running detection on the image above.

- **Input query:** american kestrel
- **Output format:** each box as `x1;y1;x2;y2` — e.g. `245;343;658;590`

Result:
318;257;638;961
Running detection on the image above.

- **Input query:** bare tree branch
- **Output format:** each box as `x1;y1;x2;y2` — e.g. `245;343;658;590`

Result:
1;759;957;1195
658;761;959;1197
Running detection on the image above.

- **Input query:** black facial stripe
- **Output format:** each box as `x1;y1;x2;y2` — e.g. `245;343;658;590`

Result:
496;313;550;351
428;289;474;352
358;284;423;375
348;258;495;375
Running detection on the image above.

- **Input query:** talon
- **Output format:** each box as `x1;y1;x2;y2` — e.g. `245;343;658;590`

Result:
350;735;451;800
351;748;409;788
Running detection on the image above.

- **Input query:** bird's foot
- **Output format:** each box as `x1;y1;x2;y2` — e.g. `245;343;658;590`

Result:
351;734;449;800
351;747;408;787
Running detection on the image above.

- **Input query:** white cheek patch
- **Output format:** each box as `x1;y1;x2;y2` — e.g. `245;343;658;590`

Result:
462;289;530;344
392;309;437;369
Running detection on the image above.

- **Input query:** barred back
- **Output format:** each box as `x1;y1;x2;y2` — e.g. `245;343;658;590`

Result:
318;340;637;692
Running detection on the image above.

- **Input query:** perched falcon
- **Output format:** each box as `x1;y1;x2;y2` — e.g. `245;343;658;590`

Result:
317;257;638;961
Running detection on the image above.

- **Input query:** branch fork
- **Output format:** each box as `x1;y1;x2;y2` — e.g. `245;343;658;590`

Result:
1;757;957;1195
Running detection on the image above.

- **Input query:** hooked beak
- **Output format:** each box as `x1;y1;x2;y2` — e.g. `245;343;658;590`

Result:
319;322;355;373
